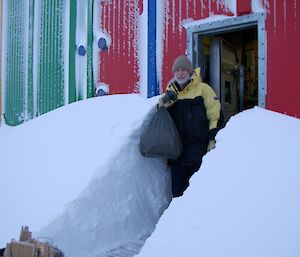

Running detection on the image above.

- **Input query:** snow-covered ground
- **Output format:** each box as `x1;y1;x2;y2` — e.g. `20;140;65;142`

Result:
1;94;300;257
0;94;171;256
137;107;300;257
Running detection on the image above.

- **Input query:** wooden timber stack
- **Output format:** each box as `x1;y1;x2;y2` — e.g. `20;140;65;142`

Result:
2;226;62;257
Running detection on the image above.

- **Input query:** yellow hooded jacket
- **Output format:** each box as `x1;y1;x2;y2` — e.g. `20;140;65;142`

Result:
164;67;221;165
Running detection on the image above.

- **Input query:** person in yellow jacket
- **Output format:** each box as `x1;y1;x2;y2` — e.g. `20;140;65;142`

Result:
158;55;222;197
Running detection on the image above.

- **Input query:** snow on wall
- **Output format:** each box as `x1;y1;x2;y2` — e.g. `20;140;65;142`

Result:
266;0;300;117
224;0;237;15
160;0;233;90
156;0;300;117
23;0;29;120
138;0;148;98
1;0;6;125
156;1;165;93
93;0;112;96
64;0;70;105
158;0;268;91
32;0;41;117
252;0;266;13
98;0;143;95
76;0;88;100
2;0;70;125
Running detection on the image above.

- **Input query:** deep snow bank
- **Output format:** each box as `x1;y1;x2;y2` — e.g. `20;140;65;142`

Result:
137;107;300;257
39;112;172;257
0;94;172;257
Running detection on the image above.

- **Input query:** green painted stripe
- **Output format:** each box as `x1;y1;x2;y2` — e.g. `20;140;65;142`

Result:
16;0;19;120
5;0;26;125
60;0;64;106
6;0;11;123
46;0;50;113
57;0;63;107
11;0;16;123
49;0;53;111
87;0;94;98
5;1;10;122
38;0;65;115
38;0;65;114
18;0;24;119
5;0;67;124
51;1;59;108
38;0;45;115
27;0;35;120
69;0;76;103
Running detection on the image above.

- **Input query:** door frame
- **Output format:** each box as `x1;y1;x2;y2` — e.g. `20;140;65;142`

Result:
186;12;266;108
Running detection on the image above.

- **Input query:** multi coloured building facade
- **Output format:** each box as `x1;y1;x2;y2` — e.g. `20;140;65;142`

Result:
1;0;299;126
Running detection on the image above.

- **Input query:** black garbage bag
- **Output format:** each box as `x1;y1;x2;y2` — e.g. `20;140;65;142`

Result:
139;107;182;159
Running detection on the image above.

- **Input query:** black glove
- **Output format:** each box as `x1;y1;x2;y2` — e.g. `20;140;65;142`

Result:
161;90;177;103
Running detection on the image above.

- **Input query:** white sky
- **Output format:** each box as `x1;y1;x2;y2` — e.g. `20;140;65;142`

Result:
1;94;300;257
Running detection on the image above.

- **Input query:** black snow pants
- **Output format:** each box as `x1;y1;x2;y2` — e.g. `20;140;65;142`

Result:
170;161;202;197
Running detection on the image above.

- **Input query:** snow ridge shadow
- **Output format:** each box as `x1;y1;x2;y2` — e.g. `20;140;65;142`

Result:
39;107;172;257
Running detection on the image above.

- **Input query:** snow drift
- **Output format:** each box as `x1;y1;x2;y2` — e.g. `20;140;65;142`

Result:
0;94;172;257
2;95;300;257
137;107;300;257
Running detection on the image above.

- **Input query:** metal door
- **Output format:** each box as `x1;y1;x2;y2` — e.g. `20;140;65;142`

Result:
209;37;239;121
220;40;239;121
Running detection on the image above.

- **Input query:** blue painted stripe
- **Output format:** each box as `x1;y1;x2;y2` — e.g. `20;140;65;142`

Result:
147;0;159;97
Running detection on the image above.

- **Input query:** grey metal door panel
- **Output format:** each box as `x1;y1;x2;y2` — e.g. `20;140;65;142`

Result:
210;37;221;99
220;40;239;121
221;73;238;120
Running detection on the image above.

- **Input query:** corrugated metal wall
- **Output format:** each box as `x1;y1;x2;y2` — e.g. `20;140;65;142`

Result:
4;0;27;125
3;0;299;124
161;0;300;117
161;0;233;88
37;0;65;116
2;0;75;126
87;0;94;98
27;0;35;121
266;0;300;117
98;0;143;94
68;0;76;103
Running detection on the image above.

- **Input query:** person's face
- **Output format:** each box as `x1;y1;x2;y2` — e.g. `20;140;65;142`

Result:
174;68;191;85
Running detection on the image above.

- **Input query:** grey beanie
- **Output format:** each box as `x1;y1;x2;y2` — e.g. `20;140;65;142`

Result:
172;55;193;74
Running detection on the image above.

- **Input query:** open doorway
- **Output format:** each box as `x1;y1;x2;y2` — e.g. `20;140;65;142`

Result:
187;12;266;122
199;28;258;121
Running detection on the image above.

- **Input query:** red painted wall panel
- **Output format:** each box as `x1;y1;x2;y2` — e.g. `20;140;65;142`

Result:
98;0;143;94
98;0;300;118
161;0;233;89
237;0;251;15
266;0;300;117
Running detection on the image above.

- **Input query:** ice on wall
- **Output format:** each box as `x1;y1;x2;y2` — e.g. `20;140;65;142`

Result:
93;0;112;88
252;0;266;13
137;0;148;97
223;0;237;15
98;0;141;94
76;0;88;100
63;0;70;105
156;1;165;92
